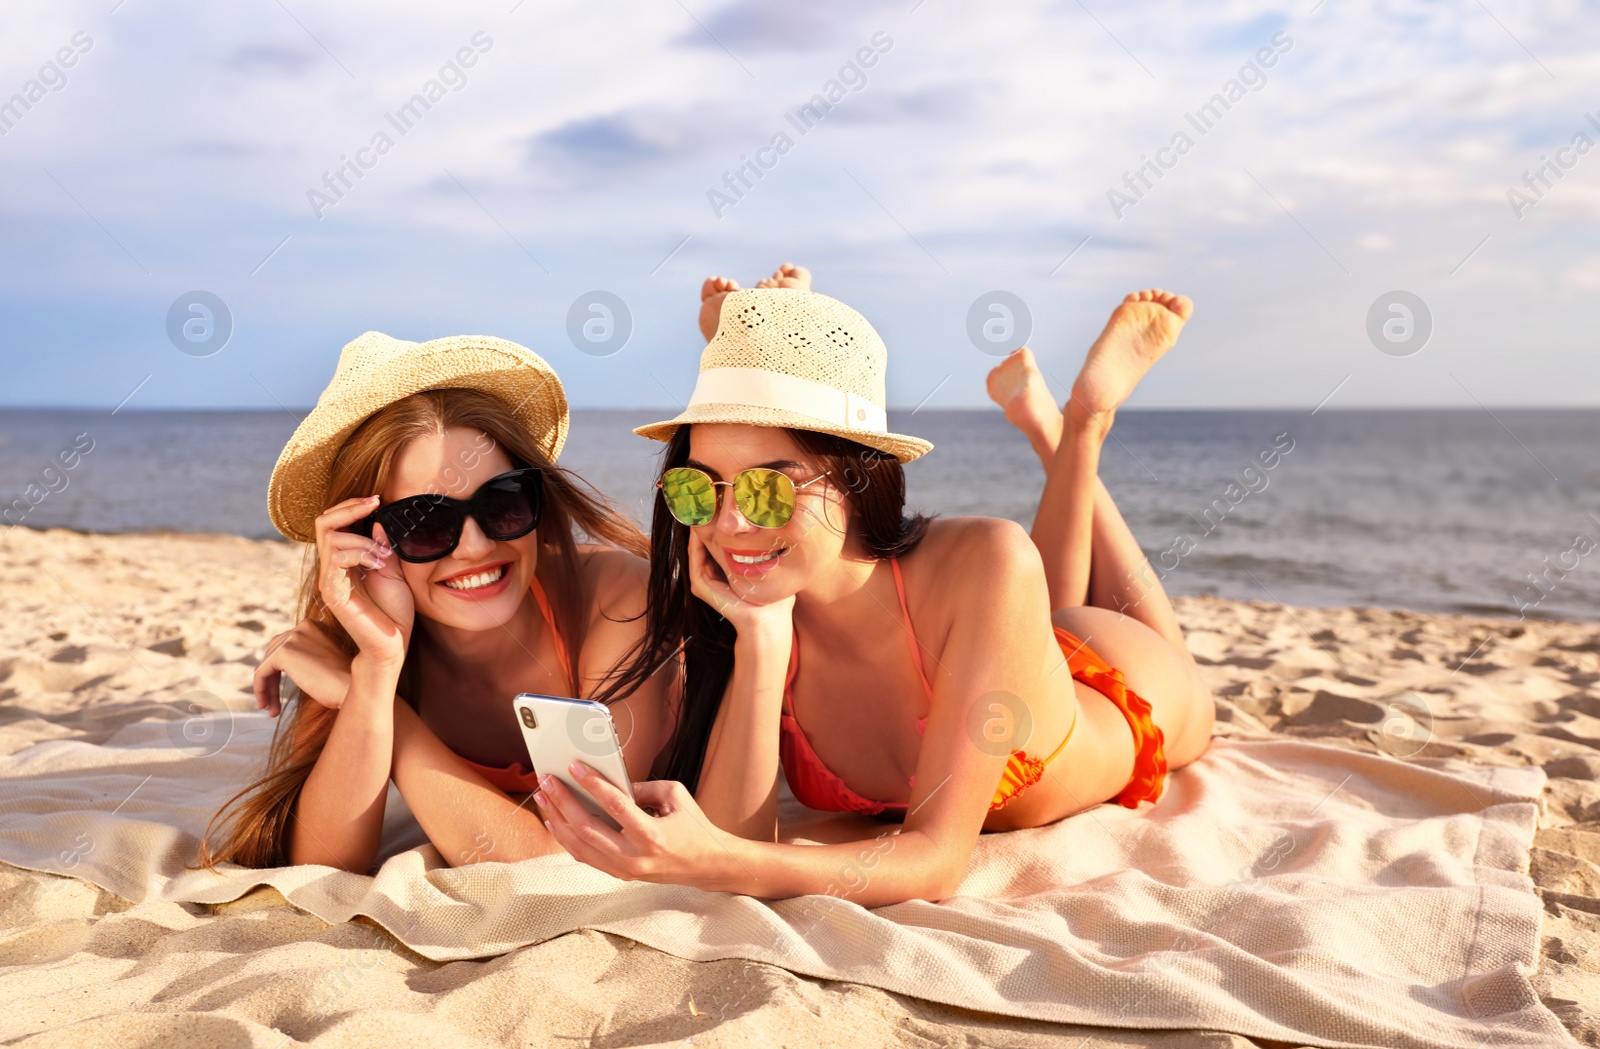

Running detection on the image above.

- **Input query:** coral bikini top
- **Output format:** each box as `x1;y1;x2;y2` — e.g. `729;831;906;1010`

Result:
778;558;930;818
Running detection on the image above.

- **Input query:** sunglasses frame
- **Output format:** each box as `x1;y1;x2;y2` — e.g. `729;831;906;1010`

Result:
656;465;828;530
352;466;545;563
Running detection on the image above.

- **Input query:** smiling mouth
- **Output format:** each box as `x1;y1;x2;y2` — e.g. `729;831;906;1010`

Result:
440;564;509;591
728;548;784;566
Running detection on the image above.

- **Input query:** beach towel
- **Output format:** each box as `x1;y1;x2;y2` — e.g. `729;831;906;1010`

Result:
0;712;1574;1049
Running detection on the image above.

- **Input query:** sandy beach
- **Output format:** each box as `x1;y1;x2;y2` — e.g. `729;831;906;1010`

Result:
0;525;1595;1048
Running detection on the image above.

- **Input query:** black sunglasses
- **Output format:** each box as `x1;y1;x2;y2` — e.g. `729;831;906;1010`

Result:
351;467;544;563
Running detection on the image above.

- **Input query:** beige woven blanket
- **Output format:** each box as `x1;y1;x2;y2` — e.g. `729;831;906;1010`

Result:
0;714;1573;1049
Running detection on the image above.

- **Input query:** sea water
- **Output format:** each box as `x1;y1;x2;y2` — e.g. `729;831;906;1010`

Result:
1;407;1595;621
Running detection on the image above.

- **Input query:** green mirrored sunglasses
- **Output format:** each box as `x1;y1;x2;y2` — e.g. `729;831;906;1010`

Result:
657;466;827;529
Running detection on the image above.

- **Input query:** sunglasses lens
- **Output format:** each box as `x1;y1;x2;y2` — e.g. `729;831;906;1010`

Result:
660;468;716;526
386;499;459;561
478;472;540;540
734;468;796;528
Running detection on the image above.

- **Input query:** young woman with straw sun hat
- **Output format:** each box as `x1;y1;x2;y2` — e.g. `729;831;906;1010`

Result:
200;332;673;872
542;267;1215;904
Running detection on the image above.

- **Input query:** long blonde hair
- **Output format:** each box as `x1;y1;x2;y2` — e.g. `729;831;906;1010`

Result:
197;388;647;869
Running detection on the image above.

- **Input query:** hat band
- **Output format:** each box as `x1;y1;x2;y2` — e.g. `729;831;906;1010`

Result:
686;367;887;433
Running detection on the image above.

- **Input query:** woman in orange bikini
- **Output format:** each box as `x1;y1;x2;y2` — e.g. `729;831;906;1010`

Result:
540;267;1215;904
200;332;672;872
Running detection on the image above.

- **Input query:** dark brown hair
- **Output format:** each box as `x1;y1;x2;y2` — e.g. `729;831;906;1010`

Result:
197;388;648;869
595;425;931;793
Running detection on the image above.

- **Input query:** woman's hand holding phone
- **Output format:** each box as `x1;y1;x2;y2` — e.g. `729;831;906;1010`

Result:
537;765;741;893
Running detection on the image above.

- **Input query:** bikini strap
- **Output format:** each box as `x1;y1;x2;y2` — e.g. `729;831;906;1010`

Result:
889;558;934;702
528;573;577;694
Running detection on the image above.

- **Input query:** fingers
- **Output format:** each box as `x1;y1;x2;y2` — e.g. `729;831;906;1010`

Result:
254;631;289;715
325;532;390;571
567;762;653;835
314;494;380;540
542;806;616;869
536;775;627;852
685;532;719;605
254;664;282;717
690;545;763;618
536;774;595;826
689;531;730;591
686;529;706;584
367;522;406;584
315;496;385;589
629;779;683;813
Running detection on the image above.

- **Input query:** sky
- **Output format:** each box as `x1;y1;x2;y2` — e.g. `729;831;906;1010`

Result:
0;0;1596;412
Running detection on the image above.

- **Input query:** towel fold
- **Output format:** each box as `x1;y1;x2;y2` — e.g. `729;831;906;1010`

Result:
0;713;1574;1049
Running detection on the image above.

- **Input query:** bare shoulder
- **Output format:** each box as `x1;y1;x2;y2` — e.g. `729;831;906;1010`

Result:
911;516;1040;577
898;517;1051;646
575;543;650;623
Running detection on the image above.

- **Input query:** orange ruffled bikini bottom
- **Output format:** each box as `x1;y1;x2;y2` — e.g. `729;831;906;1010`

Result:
989;627;1169;810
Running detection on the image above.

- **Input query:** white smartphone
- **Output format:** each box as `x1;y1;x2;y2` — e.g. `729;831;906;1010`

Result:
513;693;636;830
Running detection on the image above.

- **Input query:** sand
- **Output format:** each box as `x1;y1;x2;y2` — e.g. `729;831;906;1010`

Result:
0;525;1596;1048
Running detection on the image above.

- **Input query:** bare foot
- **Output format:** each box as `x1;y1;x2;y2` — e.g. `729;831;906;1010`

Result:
699;276;741;342
1071;289;1192;419
986;347;1063;467
754;263;811;291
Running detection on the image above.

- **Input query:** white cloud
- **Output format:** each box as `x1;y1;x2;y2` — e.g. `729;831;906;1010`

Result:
0;0;1596;408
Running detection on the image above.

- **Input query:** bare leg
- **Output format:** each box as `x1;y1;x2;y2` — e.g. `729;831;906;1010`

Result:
1085;478;1188;654
988;291;1215;776
987;291;1194;653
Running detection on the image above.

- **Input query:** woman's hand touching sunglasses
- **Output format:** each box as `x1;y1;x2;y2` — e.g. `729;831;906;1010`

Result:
350;467;544;562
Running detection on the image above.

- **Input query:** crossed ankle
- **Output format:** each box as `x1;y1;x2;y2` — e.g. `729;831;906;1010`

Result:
1065;400;1115;438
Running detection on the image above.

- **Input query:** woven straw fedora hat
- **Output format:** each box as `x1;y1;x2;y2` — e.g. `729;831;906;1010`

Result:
267;331;569;543
634;288;932;462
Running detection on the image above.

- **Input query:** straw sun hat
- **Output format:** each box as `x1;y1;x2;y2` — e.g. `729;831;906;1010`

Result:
267;331;569;544
635;288;933;463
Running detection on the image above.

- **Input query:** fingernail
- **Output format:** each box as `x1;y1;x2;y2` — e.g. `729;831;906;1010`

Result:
540;774;554;791
568;761;584;777
532;790;545;807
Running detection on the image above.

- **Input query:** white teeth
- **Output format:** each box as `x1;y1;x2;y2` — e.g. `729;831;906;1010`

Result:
730;550;781;565
442;565;508;591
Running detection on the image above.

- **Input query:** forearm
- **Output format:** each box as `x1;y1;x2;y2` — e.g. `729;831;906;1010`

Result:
289;659;398;871
694;631;790;840
723;828;964;905
389;698;561;864
1032;403;1109;609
